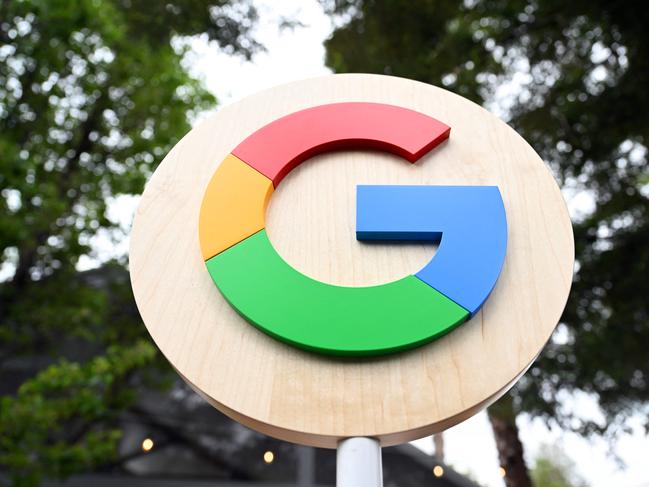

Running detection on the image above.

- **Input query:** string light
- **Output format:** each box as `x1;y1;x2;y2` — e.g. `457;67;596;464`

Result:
141;438;154;452
263;450;274;464
433;465;444;477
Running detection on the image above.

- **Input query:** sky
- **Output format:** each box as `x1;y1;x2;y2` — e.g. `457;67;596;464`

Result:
99;1;648;485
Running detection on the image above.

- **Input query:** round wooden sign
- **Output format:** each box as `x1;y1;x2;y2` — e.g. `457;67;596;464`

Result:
129;74;574;447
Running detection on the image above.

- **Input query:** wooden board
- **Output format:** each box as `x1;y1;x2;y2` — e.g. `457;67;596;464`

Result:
129;74;574;447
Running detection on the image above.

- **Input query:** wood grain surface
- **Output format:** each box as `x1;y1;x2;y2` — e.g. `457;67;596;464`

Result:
129;74;574;447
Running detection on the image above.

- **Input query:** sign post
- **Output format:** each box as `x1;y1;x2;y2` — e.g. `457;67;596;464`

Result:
129;74;574;485
337;438;382;487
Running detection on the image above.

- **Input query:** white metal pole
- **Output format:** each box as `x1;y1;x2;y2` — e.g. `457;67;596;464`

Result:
336;437;383;487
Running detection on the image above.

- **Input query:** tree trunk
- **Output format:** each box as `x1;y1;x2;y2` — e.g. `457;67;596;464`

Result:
487;394;532;487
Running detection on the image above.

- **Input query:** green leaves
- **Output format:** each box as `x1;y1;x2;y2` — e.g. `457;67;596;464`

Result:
0;0;259;484
0;341;156;485
531;445;588;487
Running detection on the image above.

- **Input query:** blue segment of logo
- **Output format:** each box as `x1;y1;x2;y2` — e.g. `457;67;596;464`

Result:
356;185;507;315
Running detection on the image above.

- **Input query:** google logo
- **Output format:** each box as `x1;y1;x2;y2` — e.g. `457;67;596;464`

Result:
198;103;507;356
131;74;574;446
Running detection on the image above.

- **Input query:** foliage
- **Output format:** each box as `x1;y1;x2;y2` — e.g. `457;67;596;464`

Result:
0;339;155;486
0;0;259;484
531;445;588;487
322;0;649;436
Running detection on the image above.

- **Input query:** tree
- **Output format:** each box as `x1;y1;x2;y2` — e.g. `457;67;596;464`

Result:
0;1;260;484
322;1;649;485
531;445;588;487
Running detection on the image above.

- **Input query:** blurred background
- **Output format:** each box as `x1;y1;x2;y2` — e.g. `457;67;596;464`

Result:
1;1;648;486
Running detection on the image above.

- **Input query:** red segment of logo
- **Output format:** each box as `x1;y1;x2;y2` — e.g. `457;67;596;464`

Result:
232;102;451;186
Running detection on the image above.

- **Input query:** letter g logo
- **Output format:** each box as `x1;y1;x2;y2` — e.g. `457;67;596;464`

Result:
199;103;507;356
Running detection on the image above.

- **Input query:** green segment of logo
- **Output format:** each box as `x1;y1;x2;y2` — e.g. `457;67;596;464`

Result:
205;230;469;356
